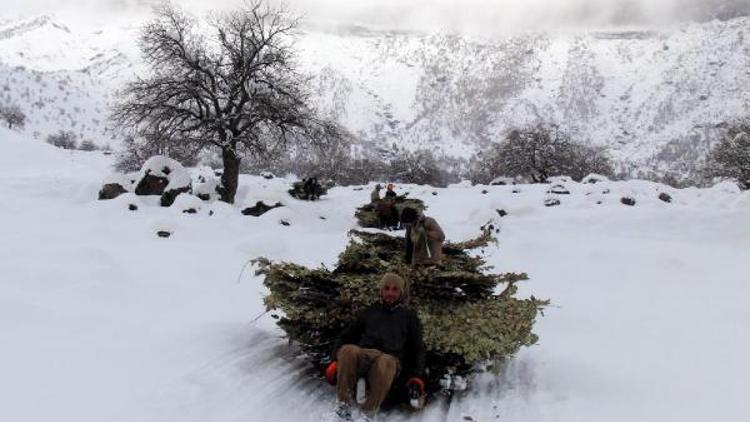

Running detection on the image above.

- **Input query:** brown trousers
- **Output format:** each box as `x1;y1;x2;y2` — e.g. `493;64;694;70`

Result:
336;344;400;413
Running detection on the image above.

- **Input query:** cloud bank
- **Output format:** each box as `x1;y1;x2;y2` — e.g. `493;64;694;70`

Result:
5;0;750;34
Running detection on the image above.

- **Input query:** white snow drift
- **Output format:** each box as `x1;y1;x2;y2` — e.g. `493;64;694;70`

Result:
1;128;750;422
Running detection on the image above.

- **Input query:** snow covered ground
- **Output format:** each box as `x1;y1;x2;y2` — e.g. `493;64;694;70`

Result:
2;127;750;421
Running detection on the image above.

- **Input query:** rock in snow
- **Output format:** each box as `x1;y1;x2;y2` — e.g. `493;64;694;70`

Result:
133;156;192;207
242;201;284;217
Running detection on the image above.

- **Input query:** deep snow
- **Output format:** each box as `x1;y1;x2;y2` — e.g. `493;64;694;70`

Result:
2;128;750;421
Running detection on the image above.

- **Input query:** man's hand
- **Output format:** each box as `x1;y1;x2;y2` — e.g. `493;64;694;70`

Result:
325;361;338;385
407;377;425;396
407;377;426;409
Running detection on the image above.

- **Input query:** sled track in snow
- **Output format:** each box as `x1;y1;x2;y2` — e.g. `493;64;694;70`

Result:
175;328;333;421
147;326;544;421
182;329;545;421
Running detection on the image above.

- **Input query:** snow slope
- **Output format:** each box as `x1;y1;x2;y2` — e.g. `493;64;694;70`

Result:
2;129;750;421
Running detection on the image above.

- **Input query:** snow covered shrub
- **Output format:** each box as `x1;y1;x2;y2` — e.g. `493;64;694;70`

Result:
288;178;329;200
244;151;389;187
389;149;459;187
115;135;199;173
336;158;390;186
469;124;613;184
581;173;610;184
0;103;26;130
192;170;221;201
256;230;546;400
705;122;750;190
78;140;98;151
46;130;77;150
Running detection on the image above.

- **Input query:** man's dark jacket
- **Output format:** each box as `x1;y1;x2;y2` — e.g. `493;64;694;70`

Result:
334;302;426;377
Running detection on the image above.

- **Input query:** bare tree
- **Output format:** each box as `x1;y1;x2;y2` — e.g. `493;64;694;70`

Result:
113;1;340;203
565;143;614;181
0;104;26;130
271;121;353;182
705;120;750;190
470;124;613;184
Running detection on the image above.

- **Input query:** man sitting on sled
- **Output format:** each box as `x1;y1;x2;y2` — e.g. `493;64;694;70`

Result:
325;273;426;419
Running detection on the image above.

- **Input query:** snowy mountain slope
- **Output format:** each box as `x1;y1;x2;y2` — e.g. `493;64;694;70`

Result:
0;63;118;144
1;14;749;179
2;127;750;421
300;19;750;173
0;15;139;145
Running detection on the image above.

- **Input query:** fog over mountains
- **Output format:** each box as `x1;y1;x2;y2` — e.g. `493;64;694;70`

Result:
1;6;749;181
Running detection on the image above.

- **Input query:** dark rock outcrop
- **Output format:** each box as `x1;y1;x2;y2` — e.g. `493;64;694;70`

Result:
98;183;128;200
135;174;169;196
658;192;672;203
242;201;284;217
548;185;570;195
160;187;190;207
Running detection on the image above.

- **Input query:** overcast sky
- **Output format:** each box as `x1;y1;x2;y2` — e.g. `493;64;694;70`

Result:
4;0;750;34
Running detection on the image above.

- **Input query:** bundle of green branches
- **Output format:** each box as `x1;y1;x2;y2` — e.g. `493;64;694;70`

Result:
354;195;426;229
254;229;547;395
288;179;329;200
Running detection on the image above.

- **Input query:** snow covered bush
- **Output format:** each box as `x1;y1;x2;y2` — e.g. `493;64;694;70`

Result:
192;169;221;201
705;122;750;190
0;103;26;130
389;149;459;187
46;130;77;150
78;140;98;151
469;124;614;184
115;135;199;173
335;158;390;186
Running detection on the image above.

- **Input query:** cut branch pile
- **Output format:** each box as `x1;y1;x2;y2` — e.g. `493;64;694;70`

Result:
354;195;426;229
255;229;548;396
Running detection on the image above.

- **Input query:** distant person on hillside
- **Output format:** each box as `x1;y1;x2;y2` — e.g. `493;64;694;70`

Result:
384;183;397;199
399;207;445;266
370;184;383;203
375;200;399;230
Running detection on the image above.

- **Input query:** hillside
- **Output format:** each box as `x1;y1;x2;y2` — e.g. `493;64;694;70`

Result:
1;14;749;181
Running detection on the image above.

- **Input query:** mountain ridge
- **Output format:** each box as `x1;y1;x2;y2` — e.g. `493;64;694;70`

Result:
1;13;748;182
